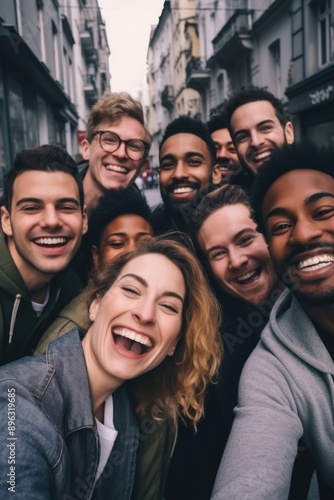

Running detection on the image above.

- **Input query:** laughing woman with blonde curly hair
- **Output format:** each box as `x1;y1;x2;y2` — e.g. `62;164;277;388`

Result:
0;237;222;500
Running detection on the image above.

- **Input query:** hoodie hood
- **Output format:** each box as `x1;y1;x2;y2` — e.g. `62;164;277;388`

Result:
261;288;334;376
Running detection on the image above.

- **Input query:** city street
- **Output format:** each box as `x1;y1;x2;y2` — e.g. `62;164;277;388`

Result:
144;187;161;209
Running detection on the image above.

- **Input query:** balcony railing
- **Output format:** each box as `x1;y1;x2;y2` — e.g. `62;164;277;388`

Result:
186;56;210;92
213;9;253;64
84;74;98;105
80;21;95;58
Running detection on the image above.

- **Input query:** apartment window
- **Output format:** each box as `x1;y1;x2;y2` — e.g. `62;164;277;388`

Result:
38;8;46;62
217;73;225;104
269;40;282;97
318;0;333;66
52;21;60;80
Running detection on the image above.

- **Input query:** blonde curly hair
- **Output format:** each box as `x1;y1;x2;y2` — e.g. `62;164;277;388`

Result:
88;236;223;428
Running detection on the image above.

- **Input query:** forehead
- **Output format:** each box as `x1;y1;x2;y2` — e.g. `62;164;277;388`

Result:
12;170;79;201
262;169;334;216
231;100;279;129
97;116;146;139
160;133;211;159
211;128;233;145
101;214;153;236
199;204;254;246
117;253;186;292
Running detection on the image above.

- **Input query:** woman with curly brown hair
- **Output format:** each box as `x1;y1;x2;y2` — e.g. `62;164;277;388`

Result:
0;237;222;500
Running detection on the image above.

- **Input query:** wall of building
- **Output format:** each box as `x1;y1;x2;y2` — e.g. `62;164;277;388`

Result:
147;0;334;160
0;0;110;194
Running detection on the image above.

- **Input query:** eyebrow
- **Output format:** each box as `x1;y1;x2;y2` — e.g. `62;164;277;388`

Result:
234;119;275;135
120;273;184;303
265;192;334;222
160;151;205;162
16;197;80;208
206;228;256;253
106;231;152;238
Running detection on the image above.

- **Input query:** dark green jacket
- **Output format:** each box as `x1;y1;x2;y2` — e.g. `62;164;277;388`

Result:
0;231;82;365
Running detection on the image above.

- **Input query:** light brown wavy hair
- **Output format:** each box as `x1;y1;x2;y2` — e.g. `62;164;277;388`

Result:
86;91;151;145
88;236;222;428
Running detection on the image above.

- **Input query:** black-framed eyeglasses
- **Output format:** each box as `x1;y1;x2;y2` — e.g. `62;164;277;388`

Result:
88;130;149;161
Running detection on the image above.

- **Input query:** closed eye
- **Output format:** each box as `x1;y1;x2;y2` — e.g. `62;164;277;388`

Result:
270;222;292;235
209;249;226;260
314;207;334;219
120;286;140;296
160;302;179;314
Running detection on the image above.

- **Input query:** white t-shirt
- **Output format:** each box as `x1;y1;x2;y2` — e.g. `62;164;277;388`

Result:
95;394;118;481
31;285;50;317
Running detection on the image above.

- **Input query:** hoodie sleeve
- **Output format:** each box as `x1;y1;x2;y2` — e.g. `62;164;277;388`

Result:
211;344;304;499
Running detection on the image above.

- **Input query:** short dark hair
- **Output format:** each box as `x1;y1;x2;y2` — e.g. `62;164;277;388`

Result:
87;186;153;248
251;141;334;236
3;144;84;210
159;115;217;166
225;86;289;135
206;109;228;133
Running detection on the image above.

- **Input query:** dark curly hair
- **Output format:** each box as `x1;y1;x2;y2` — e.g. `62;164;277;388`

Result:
251;141;334;236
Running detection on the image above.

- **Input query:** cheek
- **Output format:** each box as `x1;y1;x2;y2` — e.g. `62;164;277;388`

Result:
211;261;228;283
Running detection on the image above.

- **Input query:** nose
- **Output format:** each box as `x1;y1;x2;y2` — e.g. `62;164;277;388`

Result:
40;207;63;229
289;218;323;246
112;140;128;159
228;248;248;270
132;298;156;324
173;161;189;179
250;130;264;148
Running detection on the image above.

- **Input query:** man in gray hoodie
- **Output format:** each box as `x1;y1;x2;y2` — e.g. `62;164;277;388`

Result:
211;141;334;499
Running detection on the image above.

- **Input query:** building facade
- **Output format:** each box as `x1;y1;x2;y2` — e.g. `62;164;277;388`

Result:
147;0;334;165
0;0;110;193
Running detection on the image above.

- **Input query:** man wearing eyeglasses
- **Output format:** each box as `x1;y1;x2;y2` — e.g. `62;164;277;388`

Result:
80;92;151;213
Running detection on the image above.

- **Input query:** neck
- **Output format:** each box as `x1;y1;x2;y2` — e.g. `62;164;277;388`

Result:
81;333;122;419
7;240;53;302
301;302;334;336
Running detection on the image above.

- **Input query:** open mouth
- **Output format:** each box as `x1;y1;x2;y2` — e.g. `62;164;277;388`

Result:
33;237;69;247
251;151;271;165
104;164;129;174
113;327;153;355
295;254;334;273
235;268;261;284
171;186;195;195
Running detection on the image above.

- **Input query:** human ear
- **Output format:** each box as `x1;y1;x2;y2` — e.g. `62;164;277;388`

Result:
81;138;90;160
167;334;181;357
89;298;100;322
285;121;294;144
0;206;12;236
212;164;222;185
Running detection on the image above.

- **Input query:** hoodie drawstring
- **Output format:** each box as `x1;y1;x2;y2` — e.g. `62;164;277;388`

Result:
9;294;22;344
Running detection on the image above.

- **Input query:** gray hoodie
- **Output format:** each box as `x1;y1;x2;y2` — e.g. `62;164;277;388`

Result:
211;288;334;499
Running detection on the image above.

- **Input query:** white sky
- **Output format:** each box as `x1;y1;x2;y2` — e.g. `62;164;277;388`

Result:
98;0;165;103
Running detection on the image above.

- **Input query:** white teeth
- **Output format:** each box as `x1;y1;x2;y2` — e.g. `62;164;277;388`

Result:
237;269;257;282
113;328;153;347
254;152;270;161
105;165;127;173
297;254;334;271
34;237;67;245
173;187;193;194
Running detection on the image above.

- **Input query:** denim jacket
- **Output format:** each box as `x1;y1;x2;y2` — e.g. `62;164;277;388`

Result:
0;329;139;499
